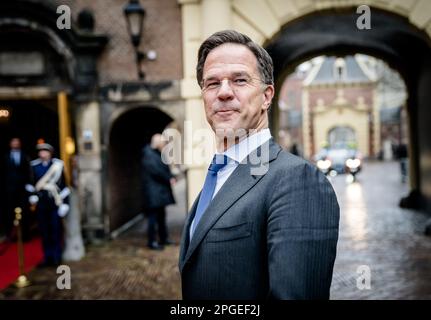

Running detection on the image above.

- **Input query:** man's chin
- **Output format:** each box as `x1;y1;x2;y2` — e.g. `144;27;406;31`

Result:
213;124;248;138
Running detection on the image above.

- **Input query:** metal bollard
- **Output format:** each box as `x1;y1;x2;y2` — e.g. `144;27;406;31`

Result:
13;207;31;288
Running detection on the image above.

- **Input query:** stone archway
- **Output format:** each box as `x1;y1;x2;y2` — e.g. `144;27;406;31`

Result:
180;0;431;210
108;106;174;233
0;0;108;240
265;8;431;208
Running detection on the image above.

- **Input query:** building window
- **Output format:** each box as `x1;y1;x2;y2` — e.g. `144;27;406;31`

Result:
334;57;346;81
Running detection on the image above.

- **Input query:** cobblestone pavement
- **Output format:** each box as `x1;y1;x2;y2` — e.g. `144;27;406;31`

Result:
1;161;430;299
0;179;188;300
330;160;431;299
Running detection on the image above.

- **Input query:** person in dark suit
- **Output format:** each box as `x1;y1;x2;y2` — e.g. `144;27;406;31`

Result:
141;133;176;250
179;30;340;300
29;143;70;266
1;138;32;241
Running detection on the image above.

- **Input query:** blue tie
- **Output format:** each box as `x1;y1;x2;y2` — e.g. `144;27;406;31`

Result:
190;154;229;238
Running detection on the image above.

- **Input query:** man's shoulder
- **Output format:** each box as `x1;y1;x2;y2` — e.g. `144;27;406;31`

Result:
30;159;42;167
52;158;64;165
273;147;314;171
30;158;63;167
261;147;322;185
143;145;157;157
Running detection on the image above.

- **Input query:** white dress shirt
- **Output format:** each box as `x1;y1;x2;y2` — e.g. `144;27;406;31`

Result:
10;150;21;166
213;128;272;198
190;128;272;239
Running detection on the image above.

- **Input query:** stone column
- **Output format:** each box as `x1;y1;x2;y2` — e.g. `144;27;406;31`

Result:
75;101;104;243
302;88;311;159
372;84;381;157
202;0;232;38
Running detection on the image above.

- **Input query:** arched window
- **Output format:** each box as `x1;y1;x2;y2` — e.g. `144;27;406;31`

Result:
328;126;356;148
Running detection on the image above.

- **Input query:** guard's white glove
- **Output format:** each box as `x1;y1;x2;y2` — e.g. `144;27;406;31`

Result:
59;187;71;200
57;204;70;217
25;184;36;193
29;195;39;205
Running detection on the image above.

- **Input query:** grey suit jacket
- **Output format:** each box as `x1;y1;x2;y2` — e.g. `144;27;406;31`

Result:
179;139;340;300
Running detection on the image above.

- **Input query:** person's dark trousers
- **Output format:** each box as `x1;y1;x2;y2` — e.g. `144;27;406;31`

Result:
157;207;168;244
36;192;62;265
147;207;168;246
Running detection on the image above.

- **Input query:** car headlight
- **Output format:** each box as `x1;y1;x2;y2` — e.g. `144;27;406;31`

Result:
317;159;332;170
346;158;361;169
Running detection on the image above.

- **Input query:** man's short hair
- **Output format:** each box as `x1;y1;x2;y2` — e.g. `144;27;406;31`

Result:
196;30;274;87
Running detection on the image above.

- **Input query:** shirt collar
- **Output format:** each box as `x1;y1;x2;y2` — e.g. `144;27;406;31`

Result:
221;128;272;164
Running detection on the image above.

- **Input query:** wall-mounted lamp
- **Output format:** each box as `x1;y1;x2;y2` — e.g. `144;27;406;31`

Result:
0;107;10;122
124;0;156;80
0;108;10;118
65;137;76;155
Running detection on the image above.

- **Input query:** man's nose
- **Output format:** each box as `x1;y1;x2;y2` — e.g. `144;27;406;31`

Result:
217;79;234;100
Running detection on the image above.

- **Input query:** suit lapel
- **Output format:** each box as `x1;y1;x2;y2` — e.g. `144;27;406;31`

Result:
179;195;199;265
179;139;281;273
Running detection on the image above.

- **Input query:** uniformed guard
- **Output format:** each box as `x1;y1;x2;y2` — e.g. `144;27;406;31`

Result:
26;143;70;266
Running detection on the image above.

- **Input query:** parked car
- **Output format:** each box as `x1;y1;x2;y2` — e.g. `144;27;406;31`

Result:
315;143;362;178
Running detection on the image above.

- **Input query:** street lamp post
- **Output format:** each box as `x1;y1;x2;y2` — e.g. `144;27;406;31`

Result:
124;0;146;79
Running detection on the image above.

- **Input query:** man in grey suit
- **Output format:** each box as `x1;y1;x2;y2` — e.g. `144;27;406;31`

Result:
179;30;340;300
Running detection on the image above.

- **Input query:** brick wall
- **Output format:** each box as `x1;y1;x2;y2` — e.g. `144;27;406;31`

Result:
309;86;373;109
62;0;183;84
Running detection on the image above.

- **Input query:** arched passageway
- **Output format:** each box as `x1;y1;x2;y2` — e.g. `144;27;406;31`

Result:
266;8;431;209
0;100;59;158
108;107;173;232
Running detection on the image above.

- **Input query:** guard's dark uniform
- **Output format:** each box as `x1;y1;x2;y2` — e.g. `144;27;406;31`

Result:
31;157;68;265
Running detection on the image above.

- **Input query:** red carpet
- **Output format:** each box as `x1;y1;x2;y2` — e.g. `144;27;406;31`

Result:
0;237;43;290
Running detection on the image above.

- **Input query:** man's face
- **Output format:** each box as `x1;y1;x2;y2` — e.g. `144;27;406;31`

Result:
10;138;21;150
38;150;52;161
201;43;274;137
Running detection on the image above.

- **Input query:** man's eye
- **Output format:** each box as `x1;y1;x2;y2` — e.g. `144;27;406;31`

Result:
206;82;219;88
234;78;248;85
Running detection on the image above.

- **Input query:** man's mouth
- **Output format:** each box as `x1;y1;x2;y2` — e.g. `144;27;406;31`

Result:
215;109;236;115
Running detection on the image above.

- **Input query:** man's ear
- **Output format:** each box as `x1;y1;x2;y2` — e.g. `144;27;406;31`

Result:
262;85;275;110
